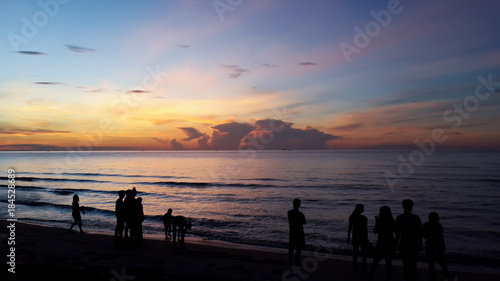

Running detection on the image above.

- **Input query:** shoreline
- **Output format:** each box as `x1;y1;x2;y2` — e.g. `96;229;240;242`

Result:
1;220;499;280
14;219;500;273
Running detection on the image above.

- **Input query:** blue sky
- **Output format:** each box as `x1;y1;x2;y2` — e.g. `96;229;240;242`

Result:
1;0;499;150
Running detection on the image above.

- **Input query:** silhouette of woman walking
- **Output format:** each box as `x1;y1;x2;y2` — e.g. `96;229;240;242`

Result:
68;194;85;233
368;206;396;281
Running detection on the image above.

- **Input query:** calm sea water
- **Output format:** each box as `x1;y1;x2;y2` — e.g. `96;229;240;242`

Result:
1;150;499;267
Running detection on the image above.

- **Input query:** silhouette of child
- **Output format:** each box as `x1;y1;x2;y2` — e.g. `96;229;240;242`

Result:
422;212;451;281
347;203;368;272
68;194;85;233
368;206;396;281
114;190;126;241
163;209;173;240
288;198;306;266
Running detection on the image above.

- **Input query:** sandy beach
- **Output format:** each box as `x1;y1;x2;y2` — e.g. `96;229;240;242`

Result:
0;220;498;281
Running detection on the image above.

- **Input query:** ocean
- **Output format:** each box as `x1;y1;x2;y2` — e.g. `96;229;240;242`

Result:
1;150;499;268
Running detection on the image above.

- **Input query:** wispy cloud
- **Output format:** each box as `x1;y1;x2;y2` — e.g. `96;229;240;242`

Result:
331;122;364;131
298;62;317;66
262;63;278;68
33;82;63;85
152;137;170;144
126;89;149;94
177;44;190;48
16;51;48;55
220;65;250;78
0;129;71;135
65;44;96;53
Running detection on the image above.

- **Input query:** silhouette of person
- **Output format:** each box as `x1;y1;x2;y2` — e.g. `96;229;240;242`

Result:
347;203;368;272
422;212;451;281
172;215;192;249
288;198;306;266
114;190;126;241
123;189;133;239
134;196;144;244
68;194;85;233
395;199;422;281
163;209;173;240
368;206;396;281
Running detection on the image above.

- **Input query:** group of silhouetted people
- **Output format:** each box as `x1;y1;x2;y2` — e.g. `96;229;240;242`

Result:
70;188;193;249
71;193;450;280
288;198;450;281
345;199;450;281
162;208;192;249
114;187;144;244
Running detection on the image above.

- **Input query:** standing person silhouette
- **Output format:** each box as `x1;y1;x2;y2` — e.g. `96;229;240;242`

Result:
123;189;133;239
114;190;126;241
134;197;145;244
68;194;85;233
163;209;173;240
395;199;422;281
347;204;368;272
288;198;306;266
368;206;396;281
422;212;451;281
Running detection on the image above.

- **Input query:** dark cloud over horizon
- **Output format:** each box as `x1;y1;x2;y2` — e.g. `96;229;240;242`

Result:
241;119;339;150
178;127;206;141
170;139;184;150
173;119;339;150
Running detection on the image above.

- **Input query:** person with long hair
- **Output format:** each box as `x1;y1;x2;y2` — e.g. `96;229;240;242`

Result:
422;212;451;281
368;206;396;281
68;194;85;233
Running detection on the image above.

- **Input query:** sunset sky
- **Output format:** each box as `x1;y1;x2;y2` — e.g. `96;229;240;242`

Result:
1;0;499;150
